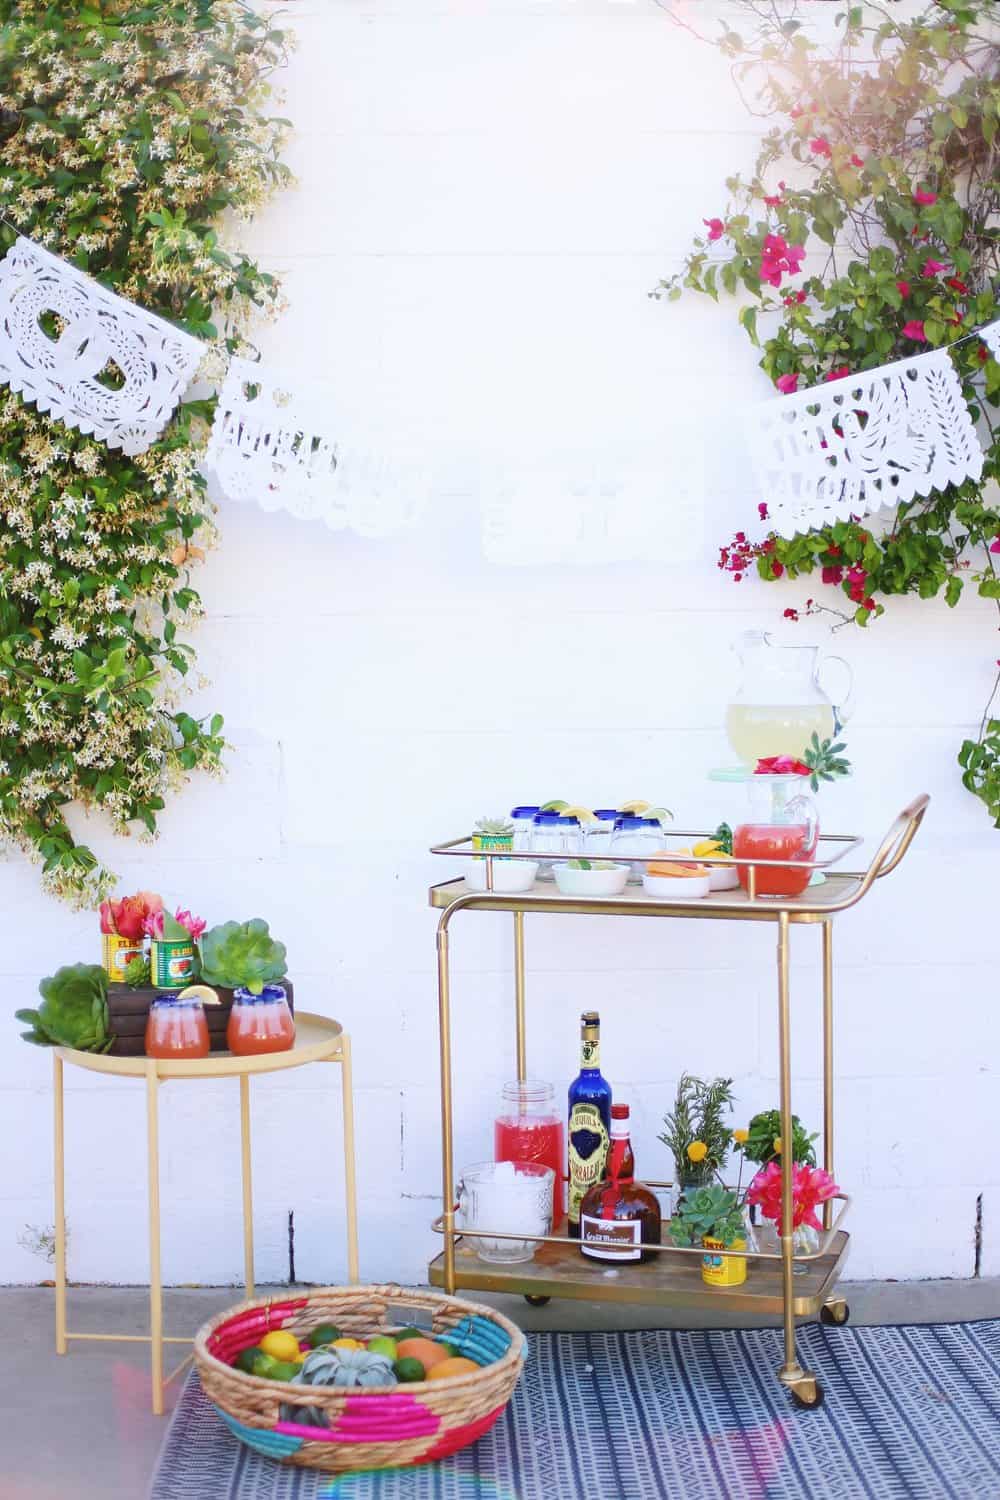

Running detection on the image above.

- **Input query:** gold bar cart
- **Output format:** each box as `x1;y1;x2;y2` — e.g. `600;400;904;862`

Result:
426;795;928;1410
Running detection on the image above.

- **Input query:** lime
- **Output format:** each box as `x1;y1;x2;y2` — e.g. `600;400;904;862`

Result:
367;1335;398;1361
177;983;221;1006
259;1329;302;1364
393;1357;426;1383
540;799;568;812
266;1360;302;1382
439;1342;459;1360
393;1326;427;1343
235;1346;268;1375
644;807;674;825
307;1323;341;1348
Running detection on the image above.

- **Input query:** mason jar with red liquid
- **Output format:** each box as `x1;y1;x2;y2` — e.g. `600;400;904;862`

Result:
494;1080;565;1230
226;985;295;1056
145;994;210;1059
735;771;819;898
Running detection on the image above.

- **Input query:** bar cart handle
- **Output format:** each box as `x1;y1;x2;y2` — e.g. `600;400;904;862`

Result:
867;794;930;885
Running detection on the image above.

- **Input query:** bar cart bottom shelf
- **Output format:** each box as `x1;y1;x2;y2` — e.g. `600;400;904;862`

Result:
429;1229;850;1320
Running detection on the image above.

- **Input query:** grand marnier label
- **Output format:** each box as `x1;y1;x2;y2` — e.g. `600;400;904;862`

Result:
580;1215;642;1261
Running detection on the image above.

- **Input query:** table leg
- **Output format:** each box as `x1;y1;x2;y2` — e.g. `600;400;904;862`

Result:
822;919;834;1232
53;1054;67;1355
514;911;527;1083
437;922;456;1293
239;1075;255;1298
339;1034;360;1283
145;1061;164;1416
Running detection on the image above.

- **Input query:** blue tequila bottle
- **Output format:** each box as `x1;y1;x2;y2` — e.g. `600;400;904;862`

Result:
567;1011;612;1237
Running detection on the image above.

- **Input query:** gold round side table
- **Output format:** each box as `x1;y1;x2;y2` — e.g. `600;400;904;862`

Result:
51;1011;359;1414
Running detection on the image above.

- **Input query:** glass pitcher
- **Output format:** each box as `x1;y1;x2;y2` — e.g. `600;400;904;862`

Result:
733;774;819;898
725;631;853;767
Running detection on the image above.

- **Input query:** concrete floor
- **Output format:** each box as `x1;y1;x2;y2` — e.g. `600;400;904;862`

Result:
4;1278;998;1500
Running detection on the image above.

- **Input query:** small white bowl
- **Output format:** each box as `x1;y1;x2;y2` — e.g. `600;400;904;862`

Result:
553;862;630;898
465;858;539;893
642;871;711;900
707;864;740;891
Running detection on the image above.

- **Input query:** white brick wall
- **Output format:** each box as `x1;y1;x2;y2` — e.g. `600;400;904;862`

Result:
1;1;996;1288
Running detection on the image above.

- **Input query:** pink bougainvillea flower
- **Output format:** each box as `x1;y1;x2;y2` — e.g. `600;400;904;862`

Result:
913;188;938;205
775;372;799;394
760;233;806;288
783;290;807;306
846;565;868;585
822;564;844;585
771;561;785;578
703;217;724;242
764;192;783;207
921;258;947;276
747;1162;840;1232
863;595;876;611
978;344;990;364
755;756;811;777
946;276;969;294
902;319;928;341
174;908;207;941
850;153;864;168
896;280;911;298
809;136;832;157
824;366;850;382
789;104;806;119
783;608;799;621
758;502;770;521
989;536;1000;554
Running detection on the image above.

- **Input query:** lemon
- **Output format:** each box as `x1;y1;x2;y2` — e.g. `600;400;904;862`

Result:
540;799;569;812
620;799;650;814
693;839;731;859
560;804;597;825
177;983;221;1006
258;1330;303;1364
643;807;673;825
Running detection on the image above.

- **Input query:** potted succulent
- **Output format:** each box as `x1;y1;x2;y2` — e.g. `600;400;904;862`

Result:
658;1073;734;1211
669;1183;750;1288
472;816;514;853
198;918;289;995
16;964;114;1053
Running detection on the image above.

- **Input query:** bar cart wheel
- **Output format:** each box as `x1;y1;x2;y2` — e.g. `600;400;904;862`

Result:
524;1295;551;1306
820;1297;850;1326
786;1372;825;1411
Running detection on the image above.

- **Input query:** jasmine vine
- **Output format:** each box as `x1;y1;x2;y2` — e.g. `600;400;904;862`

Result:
0;0;290;901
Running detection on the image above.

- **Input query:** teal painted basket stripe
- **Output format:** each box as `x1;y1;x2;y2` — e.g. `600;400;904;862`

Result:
217;1407;303;1459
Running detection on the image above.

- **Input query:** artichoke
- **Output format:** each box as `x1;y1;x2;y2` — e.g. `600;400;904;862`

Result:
279;1347;395;1427
16;963;114;1052
198;919;287;995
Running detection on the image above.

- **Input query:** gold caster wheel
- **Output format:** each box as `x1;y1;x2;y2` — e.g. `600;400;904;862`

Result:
524;1295;550;1307
821;1299;850;1327
788;1375;824;1410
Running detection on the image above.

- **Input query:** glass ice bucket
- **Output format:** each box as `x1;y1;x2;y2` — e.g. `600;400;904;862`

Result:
725;631;853;767
457;1160;554;1263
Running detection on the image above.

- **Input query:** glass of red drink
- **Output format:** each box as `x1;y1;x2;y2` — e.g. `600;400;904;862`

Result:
735;773;819;898
227;985;295;1056
145;995;210;1059
494;1080;565;1229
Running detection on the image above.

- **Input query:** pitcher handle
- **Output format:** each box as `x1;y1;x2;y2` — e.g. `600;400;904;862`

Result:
786;793;820;857
818;654;854;733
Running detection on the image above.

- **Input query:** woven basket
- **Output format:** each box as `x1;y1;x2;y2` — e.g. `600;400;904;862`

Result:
194;1284;526;1473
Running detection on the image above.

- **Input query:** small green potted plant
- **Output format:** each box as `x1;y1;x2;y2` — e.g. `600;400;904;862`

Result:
669;1183;750;1288
16;964;114;1053
198;918;289;996
472;816;514;853
734;1108;820;1252
658;1073;734;1210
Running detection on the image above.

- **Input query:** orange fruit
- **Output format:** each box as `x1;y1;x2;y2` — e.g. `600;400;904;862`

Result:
426;1356;479;1381
395;1337;449;1371
646;861;709;878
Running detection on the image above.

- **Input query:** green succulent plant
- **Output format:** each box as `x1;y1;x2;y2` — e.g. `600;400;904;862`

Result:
474;816;514;838
198;919;287;995
123;954;151;988
670;1184;746;1249
16;964;114;1052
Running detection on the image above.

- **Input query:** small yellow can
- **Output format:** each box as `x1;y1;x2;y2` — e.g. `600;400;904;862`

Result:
102;932;144;984
701;1235;748;1288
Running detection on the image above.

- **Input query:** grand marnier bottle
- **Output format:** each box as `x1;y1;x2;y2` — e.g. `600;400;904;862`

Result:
580;1103;662;1262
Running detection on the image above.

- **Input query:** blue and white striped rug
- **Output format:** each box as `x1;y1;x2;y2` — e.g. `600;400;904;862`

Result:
151;1321;1000;1499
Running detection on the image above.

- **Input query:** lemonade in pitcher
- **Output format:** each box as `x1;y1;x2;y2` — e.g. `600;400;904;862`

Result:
725;633;852;767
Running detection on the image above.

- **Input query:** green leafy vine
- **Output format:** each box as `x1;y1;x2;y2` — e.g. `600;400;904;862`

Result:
658;0;1000;826
0;0;290;901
